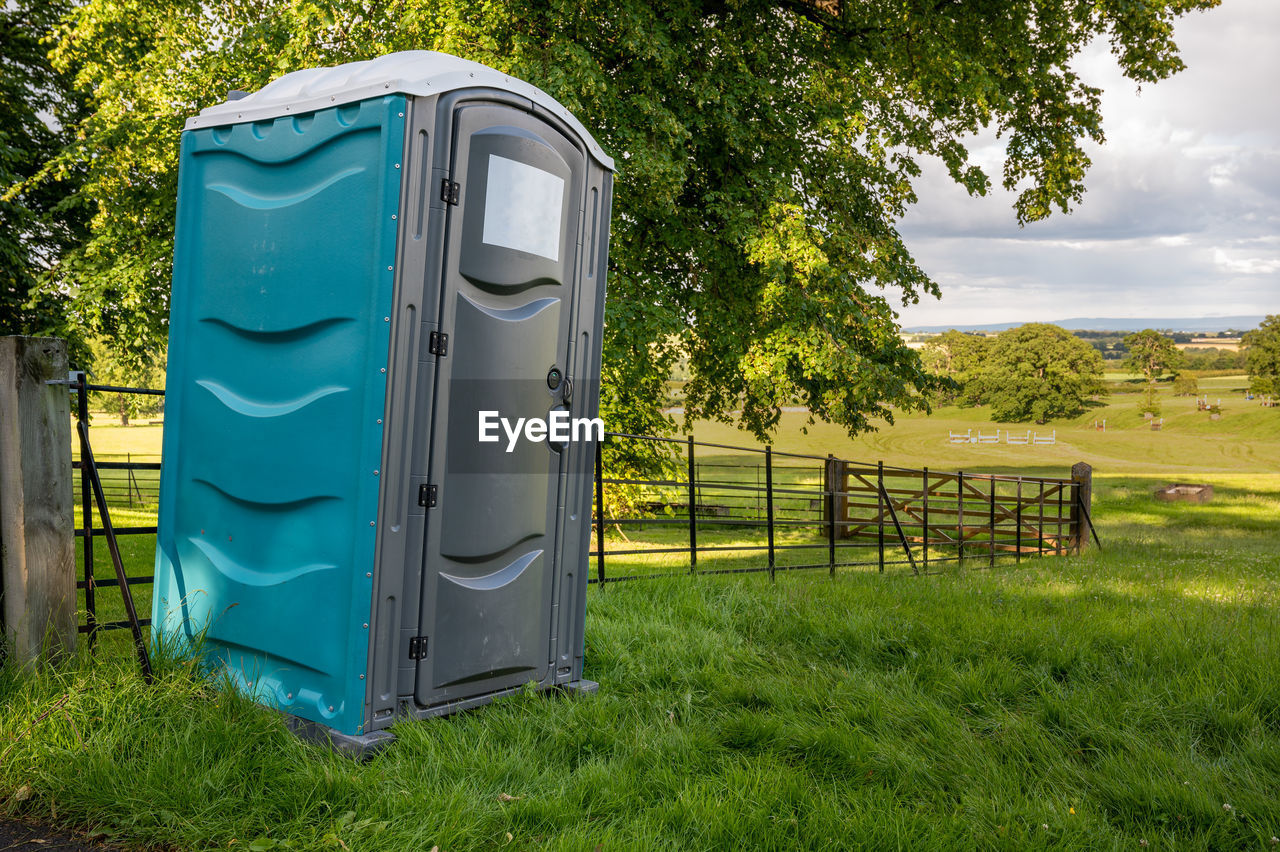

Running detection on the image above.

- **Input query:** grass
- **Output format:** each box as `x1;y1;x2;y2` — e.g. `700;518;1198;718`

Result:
3;396;1277;849
675;379;1280;475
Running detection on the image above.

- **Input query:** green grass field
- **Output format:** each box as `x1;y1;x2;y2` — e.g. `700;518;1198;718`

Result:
3;386;1278;849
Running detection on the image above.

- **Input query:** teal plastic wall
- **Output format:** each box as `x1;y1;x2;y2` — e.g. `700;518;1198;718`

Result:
154;96;406;737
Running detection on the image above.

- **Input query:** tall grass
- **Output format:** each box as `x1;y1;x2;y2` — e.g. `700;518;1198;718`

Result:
3;477;1278;850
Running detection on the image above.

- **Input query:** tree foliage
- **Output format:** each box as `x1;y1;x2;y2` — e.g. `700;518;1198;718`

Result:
925;324;1105;423
920;330;986;404
1243;315;1280;396
0;0;89;358
1171;373;1198;396
1122;328;1184;417
41;0;1217;436
977;325;1106;423
1122;329;1184;383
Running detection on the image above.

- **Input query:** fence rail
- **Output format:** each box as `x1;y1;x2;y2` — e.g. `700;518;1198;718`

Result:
590;432;1093;584
69;373;161;648
67;383;1097;644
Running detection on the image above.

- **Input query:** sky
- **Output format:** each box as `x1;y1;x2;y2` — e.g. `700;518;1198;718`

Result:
895;0;1280;329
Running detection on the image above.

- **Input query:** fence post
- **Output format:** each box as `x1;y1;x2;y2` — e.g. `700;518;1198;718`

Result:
1038;479;1045;557
988;479;996;568
765;446;775;581
825;454;836;576
957;470;965;564
687;435;697;574
1056;481;1065;555
0;336;76;666
834;459;850;540
877;461;885;573
595;439;604;583
1070;461;1093;554
1015;478;1023;563
76;370;96;646
921;467;929;570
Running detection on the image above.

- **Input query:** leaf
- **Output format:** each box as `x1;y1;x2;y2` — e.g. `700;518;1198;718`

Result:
248;838;278;851
497;793;522;802
14;785;32;801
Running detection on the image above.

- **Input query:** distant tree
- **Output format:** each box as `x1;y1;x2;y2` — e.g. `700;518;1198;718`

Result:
1171;373;1198;396
1122;329;1185;384
86;338;165;425
1122;329;1185;416
920;331;989;404
970;324;1106;423
1243;315;1280;396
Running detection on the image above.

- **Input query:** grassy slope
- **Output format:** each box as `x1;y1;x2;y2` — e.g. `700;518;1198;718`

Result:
3;388;1277;850
682;380;1280;476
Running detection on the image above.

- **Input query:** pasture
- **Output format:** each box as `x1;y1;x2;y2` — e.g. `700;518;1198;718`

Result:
3;376;1278;849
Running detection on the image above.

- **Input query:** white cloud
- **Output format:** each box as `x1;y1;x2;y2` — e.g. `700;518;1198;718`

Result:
895;0;1280;328
1214;249;1280;275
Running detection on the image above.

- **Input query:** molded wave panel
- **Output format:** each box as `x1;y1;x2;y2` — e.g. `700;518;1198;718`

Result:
432;550;545;688
154;96;406;737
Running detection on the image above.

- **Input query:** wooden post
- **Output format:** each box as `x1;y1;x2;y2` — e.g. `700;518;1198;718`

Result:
1069;461;1093;554
0;336;76;666
826;457;850;540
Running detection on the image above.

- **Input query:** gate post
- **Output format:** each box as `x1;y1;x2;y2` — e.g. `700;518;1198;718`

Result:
824;457;850;540
1069;461;1093;554
0;336;76;665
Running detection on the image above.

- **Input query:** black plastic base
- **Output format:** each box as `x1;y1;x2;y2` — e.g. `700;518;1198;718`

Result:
284;714;396;760
285;679;599;759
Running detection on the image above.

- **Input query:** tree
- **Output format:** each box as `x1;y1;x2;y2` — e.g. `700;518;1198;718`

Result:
971;324;1106;423
43;0;1217;437
0;0;89;358
1122;329;1184;416
1171;373;1198;396
1244;315;1280;397
85;336;165;425
921;330;989;404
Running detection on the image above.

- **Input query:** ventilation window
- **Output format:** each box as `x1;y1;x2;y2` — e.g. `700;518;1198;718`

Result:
481;155;564;261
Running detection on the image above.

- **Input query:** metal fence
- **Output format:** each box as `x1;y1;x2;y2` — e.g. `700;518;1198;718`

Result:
69;373;162;650
590;432;1096;583
67;384;1097;643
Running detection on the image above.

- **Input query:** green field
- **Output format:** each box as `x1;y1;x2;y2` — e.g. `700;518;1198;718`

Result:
4;383;1279;849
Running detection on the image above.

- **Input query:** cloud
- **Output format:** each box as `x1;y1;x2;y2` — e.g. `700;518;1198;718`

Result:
1214;249;1280;276
894;0;1280;327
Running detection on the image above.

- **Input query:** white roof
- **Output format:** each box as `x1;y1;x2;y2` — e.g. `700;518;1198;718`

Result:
185;51;613;170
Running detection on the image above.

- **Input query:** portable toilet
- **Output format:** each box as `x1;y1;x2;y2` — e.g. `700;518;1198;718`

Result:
153;51;614;753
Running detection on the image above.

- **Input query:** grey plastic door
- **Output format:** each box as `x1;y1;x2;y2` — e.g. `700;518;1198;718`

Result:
414;102;584;707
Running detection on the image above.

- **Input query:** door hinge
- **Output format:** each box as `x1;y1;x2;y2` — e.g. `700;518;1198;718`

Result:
440;178;460;205
428;331;448;356
408;636;429;660
418;483;438;508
